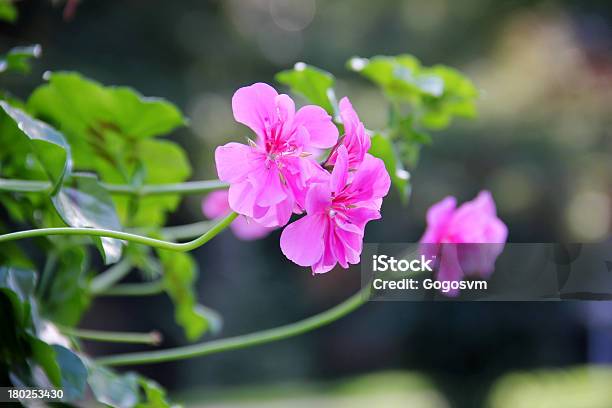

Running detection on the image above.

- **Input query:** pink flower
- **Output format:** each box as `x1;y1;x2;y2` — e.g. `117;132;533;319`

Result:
280;146;390;274
420;191;508;295
215;83;338;227
202;190;274;240
327;97;371;169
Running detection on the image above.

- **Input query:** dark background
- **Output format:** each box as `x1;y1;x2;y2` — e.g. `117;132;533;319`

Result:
3;1;612;406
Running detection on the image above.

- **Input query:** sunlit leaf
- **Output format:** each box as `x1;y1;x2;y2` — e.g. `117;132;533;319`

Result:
276;62;337;115
0;44;41;74
51;173;123;264
0;101;72;194
28;72;190;226
348;54;478;130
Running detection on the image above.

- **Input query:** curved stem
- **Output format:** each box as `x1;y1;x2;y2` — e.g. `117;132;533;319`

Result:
59;326;162;345
89;259;133;294
0;178;228;196
0;212;237;251
98;281;165;297
96;285;371;366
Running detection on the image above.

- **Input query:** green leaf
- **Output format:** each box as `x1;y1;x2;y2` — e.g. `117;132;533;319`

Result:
29;338;62;387
88;364;140;408
369;133;410;204
53;345;87;401
40;246;91;326
0;0;17;23
0;101;72;194
51;173;123;264
111;139;191;226
276;62;337;115
348;55;424;102
157;250;209;341
136;377;171;408
348;55;478;130
28;72;190;226
0;266;36;326
0;45;41;74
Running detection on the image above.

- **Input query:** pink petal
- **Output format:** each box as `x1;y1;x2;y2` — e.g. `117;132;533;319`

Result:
230;216;275;240
419;196;457;243
253;196;294;227
232;83;279;140
275;94;295;132
305;183;332;215
280;214;327;267
255;166;287;207
215;143;256;182
228;180;257;218
312;225;338;274
294;105;338;149
330;145;349;194
437;244;463;297
448;191;507;243
202;191;231;219
344;206;381;231
343;153;390;204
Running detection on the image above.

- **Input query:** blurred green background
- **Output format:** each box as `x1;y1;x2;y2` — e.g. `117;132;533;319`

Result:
2;0;612;406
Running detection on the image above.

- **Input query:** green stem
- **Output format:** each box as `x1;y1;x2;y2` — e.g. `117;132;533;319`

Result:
0;178;228;196
0;212;238;251
96;285;371;366
59;326;162;345
130;220;214;241
89;259;133;294
98;281;165;297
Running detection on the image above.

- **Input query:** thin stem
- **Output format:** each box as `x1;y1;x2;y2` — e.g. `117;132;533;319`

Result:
96;285;371;366
98;281;164;297
130;220;214;241
89;259;133;294
0;178;228;196
0;212;238;252
59;326;162;346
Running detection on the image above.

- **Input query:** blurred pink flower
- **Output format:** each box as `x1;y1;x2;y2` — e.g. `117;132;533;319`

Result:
281;146;390;274
215;83;338;228
327;97;371;169
202;190;274;241
420;191;508;295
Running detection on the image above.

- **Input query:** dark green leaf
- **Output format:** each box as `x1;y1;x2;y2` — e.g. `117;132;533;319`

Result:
0;44;41;74
88;364;140;408
369;133;410;204
0;266;36;326
53;345;87;401
276;62;337;115
157;250;209;341
0;101;72;194
29;338;62;387
52;173;123;264
40;246;91;326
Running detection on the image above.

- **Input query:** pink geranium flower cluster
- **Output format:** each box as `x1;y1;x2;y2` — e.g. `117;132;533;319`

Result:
420;191;508;296
214;83;390;273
